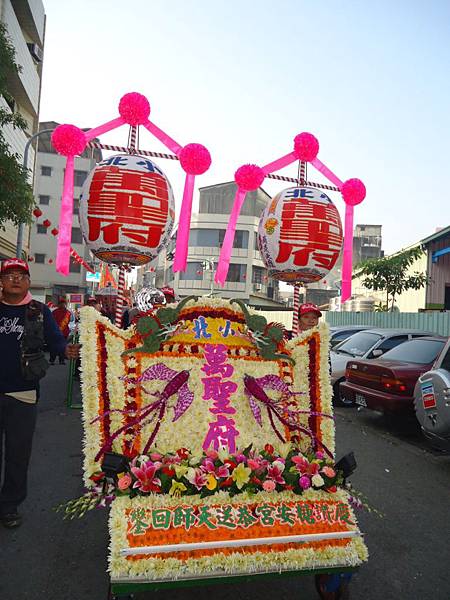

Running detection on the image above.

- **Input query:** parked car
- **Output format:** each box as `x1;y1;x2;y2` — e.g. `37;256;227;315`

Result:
331;328;433;405
339;336;447;413
329;326;370;349
414;338;450;451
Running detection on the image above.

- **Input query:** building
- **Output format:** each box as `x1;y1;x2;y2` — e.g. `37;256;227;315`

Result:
0;0;45;258
155;182;284;307
352;225;450;312
353;224;383;266
28;122;102;303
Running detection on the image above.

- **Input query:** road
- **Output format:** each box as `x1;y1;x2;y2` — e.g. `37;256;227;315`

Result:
1;364;449;600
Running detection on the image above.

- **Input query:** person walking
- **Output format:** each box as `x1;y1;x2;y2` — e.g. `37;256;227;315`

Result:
0;259;79;529
49;298;72;364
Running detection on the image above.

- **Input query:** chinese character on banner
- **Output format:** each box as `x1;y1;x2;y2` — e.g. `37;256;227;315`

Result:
79;154;175;266
257;187;343;284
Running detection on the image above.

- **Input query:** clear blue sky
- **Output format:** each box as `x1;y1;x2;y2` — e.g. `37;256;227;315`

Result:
40;0;450;254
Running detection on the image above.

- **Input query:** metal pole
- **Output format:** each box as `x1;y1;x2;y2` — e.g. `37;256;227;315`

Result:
16;128;55;258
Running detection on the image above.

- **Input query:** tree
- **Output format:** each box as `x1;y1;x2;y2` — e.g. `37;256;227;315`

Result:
356;246;428;311
0;22;35;231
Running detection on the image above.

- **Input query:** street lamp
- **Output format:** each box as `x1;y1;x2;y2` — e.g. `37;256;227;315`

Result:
16;128;55;258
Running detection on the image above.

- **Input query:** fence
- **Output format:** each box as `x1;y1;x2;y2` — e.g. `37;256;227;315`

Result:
324;311;450;337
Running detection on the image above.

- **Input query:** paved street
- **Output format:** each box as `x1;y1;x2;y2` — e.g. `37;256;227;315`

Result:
1;363;449;600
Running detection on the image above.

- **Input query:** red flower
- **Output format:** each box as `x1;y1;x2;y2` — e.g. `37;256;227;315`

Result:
264;444;274;455
176;448;189;460
220;477;234;488
250;476;262;486
326;485;337;493
89;472;105;482
224;459;237;469
162;466;175;477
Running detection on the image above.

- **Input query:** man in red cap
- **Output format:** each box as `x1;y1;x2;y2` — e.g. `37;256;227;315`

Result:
298;302;322;332
0;258;79;528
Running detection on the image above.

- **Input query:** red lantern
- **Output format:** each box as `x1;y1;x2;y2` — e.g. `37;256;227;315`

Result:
51;228;59;236
258;187;343;284
33;208;42;218
79;154;174;265
42;219;51;228
48;258;54;264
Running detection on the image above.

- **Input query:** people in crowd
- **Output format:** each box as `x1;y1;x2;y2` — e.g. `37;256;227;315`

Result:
49;298;72;365
298;302;322;331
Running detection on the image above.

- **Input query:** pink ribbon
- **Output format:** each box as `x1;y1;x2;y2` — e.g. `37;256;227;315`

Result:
262;151;297;175
143;121;182;154
215;187;247;285
84;117;125;141
341;203;354;302
310;158;343;188
173;173;195;272
56;155;75;275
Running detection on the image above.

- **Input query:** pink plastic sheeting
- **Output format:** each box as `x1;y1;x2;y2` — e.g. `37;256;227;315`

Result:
143;121;182;154
56;155;75;275
214;188;247;285
310;158;343;188
173;173;196;272
262;151;297;175
84;117;125;142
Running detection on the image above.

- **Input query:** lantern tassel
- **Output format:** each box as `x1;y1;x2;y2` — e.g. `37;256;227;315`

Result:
215;188;247;285
173;173;195;272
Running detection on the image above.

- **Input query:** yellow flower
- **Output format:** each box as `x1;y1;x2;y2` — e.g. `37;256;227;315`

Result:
174;464;188;479
231;463;251;489
206;474;218;490
169;480;187;497
218;446;229;462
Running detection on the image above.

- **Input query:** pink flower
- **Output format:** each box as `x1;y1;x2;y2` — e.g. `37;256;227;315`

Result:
131;461;162;493
315;451;325;460
163;455;182;465
235;453;247;463
215;464;230;478
292;456;309;473
117;474;132;491
247;457;269;473
321;466;336;478
206;449;218;460
263;479;276;492
150;452;163;461
200;459;230;479
299;475;311;490
247;459;261;471
187;468;208;491
267;462;285;485
200;458;216;474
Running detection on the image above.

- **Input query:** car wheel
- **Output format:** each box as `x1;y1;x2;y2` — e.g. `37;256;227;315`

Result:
333;380;355;407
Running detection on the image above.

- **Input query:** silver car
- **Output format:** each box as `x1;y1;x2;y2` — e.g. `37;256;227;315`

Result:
414;337;450;451
331;328;432;405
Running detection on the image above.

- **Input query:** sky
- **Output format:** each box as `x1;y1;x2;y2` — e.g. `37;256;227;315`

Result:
39;0;450;255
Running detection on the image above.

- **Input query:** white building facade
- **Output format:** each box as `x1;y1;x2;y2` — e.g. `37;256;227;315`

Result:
0;0;45;258
155;182;284;307
29;122;102;303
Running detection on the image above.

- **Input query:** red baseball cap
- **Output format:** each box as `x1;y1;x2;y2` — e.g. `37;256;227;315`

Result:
1;258;30;275
299;302;322;317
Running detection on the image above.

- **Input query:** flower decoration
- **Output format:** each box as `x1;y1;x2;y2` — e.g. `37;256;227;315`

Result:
235;164;265;191
341;178;366;206
293;132;319;162
51;124;87;156
131;460;162;493
179;143;211;175
118;92;150;125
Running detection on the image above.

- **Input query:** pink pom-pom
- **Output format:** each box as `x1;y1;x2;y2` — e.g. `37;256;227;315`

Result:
341;178;366;206
235;164;265;191
293;132;319;162
179;143;211;175
118;92;150;125
51;124;86;156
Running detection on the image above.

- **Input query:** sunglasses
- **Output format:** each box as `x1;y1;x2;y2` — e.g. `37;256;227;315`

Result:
1;272;29;281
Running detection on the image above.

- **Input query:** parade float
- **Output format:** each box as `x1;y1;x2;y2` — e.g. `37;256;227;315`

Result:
52;93;368;599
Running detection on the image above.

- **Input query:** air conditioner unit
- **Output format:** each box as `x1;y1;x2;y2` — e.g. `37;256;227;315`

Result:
27;43;43;63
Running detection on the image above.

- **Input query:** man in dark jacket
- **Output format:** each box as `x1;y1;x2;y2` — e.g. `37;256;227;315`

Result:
0;259;79;528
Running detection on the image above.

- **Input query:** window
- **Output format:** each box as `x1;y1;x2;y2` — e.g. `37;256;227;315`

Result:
41;166;52;176
334;332;382;358
74;170;88;187
35;253;46;263
69;260;81;273
39;195;50;205
252;266;266;284
71;227;82;244
189;229;248;249
380;339;446;365
371;335;408;357
440;346;450;372
218;229;248;249
254;235;261;251
37;224;47;234
227;263;246;282
179;262;203;280
73;199;79;215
